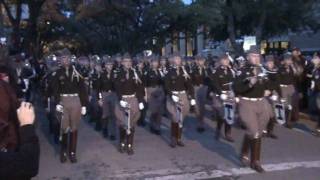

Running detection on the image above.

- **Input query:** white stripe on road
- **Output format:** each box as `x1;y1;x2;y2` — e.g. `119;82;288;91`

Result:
110;160;320;179
147;160;320;180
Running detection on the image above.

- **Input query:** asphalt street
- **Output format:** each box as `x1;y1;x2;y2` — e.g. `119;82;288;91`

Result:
32;103;320;180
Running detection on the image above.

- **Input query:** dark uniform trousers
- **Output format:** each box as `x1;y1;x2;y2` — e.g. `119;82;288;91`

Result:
315;92;320;129
194;85;208;127
212;95;224;120
89;89;101;124
147;86;165;131
101;91;118;136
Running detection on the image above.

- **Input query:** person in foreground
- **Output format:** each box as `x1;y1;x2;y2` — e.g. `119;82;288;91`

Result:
0;102;40;180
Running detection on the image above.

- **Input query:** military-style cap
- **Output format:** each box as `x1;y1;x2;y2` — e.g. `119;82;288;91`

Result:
122;52;132;61
292;47;300;52
77;56;90;66
283;52;292;60
103;55;113;64
218;53;229;61
56;48;71;57
195;54;205;61
149;55;159;62
91;55;101;63
171;52;181;58
246;45;260;55
135;56;144;64
265;55;275;62
160;56;167;61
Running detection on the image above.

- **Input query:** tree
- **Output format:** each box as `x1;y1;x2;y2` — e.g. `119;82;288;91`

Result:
0;0;22;50
223;0;317;54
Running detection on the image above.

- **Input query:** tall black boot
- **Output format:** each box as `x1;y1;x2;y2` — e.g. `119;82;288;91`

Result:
267;118;277;139
170;122;178;148
285;109;293;129
149;113;157;134
313;118;320;137
95;117;102;131
215;118;223;140
177;126;185;147
60;133;68;163
102;118;109;138
240;135;251;167
119;127;126;153
127;128;135;155
138;109;146;127
69;131;78;163
225;124;234;142
196;114;205;133
250;138;265;173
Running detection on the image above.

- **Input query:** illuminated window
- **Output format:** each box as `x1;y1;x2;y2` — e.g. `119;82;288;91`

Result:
269;42;274;48
281;42;289;49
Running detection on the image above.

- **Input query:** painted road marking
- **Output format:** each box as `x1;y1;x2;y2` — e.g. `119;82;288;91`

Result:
110;160;320;179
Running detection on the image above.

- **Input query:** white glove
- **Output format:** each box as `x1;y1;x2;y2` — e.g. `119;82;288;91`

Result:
171;95;179;103
190;99;196;106
220;94;228;101
120;100;128;108
81;106;86;115
56;104;63;113
139;102;144;110
99;93;103;99
264;90;271;97
271;95;278;101
229;91;235;98
311;81;315;90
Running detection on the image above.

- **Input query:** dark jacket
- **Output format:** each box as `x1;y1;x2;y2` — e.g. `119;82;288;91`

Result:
0;80;19;151
0;125;40;180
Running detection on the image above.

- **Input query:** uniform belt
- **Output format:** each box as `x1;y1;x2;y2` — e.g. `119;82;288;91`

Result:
241;97;263;101
61;93;78;97
148;85;161;88
221;91;231;94
172;90;186;95
122;94;135;98
103;90;112;93
280;84;289;87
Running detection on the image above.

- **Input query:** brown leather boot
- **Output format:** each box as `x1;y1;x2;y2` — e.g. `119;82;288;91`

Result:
177;126;185;147
127;128;135;155
170;122;178;148
250;138;265;173
240;135;250;167
225;124;234;142
119;126;126;153
60;133;68;163
69;131;78;163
